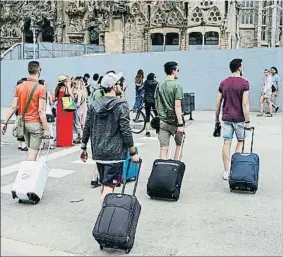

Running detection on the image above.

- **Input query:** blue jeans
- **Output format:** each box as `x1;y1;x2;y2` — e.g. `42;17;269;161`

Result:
222;121;245;141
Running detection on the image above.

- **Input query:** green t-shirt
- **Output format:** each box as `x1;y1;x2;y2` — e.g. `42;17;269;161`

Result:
154;79;184;124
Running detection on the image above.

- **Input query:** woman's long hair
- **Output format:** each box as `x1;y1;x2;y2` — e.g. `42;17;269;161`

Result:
72;79;87;99
135;69;144;84
54;82;65;99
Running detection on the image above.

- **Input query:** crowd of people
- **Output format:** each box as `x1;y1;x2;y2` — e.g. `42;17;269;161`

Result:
1;59;281;196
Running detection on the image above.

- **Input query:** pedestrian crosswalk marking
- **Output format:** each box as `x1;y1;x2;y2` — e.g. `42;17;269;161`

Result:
48;169;76;178
72;159;96;165
1;183;13;195
1;169;76;195
139;137;158;141
1;146;80;177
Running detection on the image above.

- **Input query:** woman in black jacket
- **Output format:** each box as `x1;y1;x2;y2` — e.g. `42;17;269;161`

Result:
144;73;158;137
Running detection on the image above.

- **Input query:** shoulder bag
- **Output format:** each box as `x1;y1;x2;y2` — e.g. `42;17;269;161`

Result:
13;83;39;138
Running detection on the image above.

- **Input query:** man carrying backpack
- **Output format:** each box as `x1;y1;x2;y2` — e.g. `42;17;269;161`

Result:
80;72;139;204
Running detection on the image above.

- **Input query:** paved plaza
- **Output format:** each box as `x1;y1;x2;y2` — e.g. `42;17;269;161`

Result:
1;111;282;256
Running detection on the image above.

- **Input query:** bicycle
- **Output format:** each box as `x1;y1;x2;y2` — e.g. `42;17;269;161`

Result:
129;102;156;134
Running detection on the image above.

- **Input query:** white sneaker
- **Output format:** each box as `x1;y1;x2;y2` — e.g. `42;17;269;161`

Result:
222;171;230;180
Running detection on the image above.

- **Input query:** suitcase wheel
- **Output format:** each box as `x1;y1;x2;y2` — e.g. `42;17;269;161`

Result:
126;248;131;254
99;245;103;250
18;199;23;204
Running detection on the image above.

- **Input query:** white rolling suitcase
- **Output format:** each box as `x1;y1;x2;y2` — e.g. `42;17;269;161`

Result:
11;139;52;205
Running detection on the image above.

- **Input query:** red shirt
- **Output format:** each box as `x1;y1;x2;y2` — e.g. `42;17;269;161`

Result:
218;77;249;122
15;78;46;123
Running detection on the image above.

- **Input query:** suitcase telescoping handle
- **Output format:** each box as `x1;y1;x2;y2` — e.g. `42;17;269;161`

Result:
242;127;255;153
121;159;142;196
36;136;53;162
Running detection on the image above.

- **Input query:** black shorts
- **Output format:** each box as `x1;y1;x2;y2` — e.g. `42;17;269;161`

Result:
96;162;123;188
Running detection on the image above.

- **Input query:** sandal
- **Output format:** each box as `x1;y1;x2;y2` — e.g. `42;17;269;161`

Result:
257;113;263;117
266;113;273;117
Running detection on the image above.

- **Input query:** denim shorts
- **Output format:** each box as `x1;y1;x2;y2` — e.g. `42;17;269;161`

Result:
222;121;245;141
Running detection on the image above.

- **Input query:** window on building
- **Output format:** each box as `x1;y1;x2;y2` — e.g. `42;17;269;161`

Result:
89;27;99;45
261;6;267;42
240;0;254;24
205;31;219;45
151;33;164;45
188;32;203;45
78;0;85;8
166;33;179;45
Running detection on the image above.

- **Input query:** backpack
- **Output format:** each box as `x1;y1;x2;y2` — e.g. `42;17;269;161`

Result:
90;88;105;102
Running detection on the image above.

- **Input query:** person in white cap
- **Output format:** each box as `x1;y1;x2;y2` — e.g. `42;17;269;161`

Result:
80;72;140;204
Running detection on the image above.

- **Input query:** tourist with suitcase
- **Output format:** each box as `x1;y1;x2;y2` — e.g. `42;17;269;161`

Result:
154;61;185;160
1;61;50;161
80;72;140;205
146;61;186;201
215;59;251;180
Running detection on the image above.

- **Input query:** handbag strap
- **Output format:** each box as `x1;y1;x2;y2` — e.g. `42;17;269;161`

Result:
22;83;39;119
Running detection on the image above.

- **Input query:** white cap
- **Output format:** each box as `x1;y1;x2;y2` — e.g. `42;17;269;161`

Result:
101;72;123;89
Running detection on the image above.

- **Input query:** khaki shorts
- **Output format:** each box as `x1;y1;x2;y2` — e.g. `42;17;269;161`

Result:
24;123;43;150
158;121;185;147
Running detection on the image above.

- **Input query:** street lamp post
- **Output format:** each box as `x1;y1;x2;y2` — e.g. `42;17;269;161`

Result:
201;21;206;50
162;22;166;52
32;26;36;59
30;19;37;59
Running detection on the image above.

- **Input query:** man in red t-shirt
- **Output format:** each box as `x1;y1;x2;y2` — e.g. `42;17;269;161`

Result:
215;59;250;180
1;61;50;161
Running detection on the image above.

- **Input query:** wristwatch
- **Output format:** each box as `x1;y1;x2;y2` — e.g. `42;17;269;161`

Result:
245;121;250;124
177;124;184;127
130;151;136;156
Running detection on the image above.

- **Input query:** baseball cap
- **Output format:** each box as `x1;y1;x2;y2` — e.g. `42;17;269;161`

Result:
57;75;68;84
101;72;123;89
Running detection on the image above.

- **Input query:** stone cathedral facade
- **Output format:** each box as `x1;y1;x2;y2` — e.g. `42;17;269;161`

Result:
0;0;282;55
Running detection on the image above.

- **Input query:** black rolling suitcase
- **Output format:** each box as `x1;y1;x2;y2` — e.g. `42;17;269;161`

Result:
92;159;142;254
147;134;185;201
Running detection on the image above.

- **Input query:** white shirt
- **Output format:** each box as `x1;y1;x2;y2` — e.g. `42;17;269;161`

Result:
262;75;272;94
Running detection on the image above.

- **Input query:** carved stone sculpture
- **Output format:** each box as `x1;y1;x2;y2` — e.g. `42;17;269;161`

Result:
0;0;280;55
